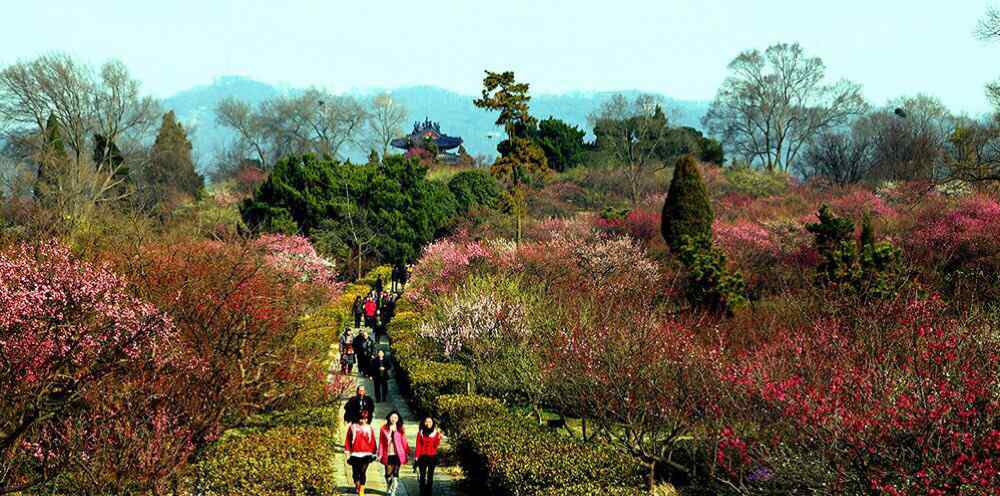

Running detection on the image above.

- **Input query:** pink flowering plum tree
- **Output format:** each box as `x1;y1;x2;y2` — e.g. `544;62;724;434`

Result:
0;241;176;493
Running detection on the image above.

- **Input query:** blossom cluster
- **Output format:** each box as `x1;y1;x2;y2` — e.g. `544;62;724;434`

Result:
254;233;343;296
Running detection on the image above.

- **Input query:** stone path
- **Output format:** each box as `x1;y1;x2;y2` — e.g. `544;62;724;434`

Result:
328;327;462;496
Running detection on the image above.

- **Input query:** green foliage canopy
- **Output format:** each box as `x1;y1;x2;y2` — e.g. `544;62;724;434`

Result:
448;169;502;213
241;154;457;266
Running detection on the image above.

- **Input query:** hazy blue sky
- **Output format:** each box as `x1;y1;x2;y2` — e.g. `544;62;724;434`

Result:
1;1;997;113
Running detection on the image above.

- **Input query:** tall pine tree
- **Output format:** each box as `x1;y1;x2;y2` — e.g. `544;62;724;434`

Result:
145;111;203;208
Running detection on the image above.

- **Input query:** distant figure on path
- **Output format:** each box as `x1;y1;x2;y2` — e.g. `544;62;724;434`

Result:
353;329;374;375
345;410;377;496
352;296;363;328
414;416;442;496
340;327;356;374
364;297;377;328
374;275;384;294
370;349;392;402
344;385;375;424
377;410;410;496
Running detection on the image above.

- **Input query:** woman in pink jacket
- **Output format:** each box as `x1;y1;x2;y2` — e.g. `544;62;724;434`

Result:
376;410;410;496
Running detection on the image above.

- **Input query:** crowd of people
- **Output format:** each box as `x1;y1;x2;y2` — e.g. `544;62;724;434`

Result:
339;270;443;496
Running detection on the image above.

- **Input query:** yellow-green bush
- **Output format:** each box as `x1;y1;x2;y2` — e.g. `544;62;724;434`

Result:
395;358;468;418
191;426;337;496
435;394;506;433
534;484;647;496
358;265;392;287
240;406;339;430
721;166;789;198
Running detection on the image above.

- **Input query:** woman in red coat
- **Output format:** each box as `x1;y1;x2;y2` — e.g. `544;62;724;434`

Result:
414;416;442;496
376;410;410;496
344;411;377;495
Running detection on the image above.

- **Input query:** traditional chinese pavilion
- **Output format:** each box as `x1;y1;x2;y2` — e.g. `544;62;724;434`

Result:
391;118;464;163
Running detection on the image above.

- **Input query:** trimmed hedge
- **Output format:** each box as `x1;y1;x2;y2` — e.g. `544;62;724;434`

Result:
388;308;469;418
395;358;468;418
192;426;337;496
435;394;506;433
454;409;644;496
240;406;339;430
535;484;647;496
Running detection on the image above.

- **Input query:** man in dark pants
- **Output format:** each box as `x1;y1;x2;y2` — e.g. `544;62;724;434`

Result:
369;349;392;402
352;329;374;377
343;385;375;423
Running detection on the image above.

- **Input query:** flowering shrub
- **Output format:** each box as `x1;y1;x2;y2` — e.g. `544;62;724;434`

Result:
420;276;534;359
405;238;490;309
254;233;343;296
828;188;898;221
122;240;326;437
906;195;1000;300
0;241;176;493
720;296;1000;494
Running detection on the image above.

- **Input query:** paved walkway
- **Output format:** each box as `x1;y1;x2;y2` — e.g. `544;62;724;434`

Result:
328;327;462;496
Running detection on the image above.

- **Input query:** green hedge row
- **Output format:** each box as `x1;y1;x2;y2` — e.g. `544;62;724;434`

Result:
437;394;644;496
191;425;337;496
388;310;469;418
534;484;647;496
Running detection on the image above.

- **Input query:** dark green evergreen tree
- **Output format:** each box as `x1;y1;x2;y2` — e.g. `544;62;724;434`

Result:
241;154;457;267
93;134;130;199
448;169;502;213
529;117;587;172
806;205;901;297
678;234;747;315
35;114;66;203
145;111;203;208
661;154;714;252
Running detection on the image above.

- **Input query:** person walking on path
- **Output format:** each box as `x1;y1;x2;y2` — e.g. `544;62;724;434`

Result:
364;296;377;328
352;296;364;328
353;329;374;377
369;349;392;403
340;327;356;375
377;410;410;496
374;275;384;294
345;410;377;496
344;386;375;424
414;416;442;496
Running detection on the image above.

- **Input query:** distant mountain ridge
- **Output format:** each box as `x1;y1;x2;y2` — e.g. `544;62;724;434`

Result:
163;76;711;171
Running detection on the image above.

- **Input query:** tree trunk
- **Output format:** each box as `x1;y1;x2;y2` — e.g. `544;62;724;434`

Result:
581;416;587;441
516;212;522;245
646;460;657;491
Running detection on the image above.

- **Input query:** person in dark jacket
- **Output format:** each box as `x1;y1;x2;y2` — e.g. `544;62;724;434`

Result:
369;349;392;402
353;329;374;376
383;294;397;326
374;275;384;294
352;296;363;328
344;385;375;423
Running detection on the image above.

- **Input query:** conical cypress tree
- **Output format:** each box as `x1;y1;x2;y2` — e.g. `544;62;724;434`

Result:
147;111;202;207
36;114;67;202
661;154;713;252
